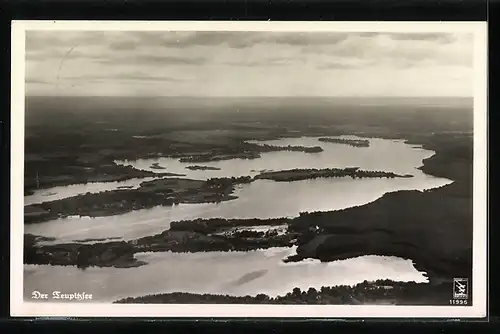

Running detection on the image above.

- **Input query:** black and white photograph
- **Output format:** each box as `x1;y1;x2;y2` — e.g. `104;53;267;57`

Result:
10;21;487;318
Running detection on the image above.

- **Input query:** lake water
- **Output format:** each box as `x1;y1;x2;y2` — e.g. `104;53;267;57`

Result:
24;247;428;302
116;135;439;179
23;136;450;301
25;136;452;243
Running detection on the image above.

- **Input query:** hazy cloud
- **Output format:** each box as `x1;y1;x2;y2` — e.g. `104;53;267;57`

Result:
387;33;457;43
25;78;52;85
25;30;474;97
109;40;140;51
318;62;369;70
63;72;183;82
96;55;207;66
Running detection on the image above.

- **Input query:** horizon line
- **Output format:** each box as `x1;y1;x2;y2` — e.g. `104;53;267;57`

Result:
25;95;474;99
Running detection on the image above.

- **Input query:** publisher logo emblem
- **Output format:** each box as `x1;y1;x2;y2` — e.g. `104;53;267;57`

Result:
453;278;468;299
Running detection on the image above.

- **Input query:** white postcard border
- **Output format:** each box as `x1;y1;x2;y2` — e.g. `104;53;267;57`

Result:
10;20;488;318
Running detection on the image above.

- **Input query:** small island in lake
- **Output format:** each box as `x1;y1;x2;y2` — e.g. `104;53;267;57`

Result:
186;165;222;171
150;162;166;170
257;144;324;153
318;137;370;147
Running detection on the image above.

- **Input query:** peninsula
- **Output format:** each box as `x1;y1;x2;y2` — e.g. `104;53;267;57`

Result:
24;177;244;224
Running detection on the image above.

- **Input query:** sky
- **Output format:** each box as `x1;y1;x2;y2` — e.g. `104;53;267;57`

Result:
25;30;474;97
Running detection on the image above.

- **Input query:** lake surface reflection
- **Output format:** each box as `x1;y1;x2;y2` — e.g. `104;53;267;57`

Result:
24;136;448;300
24;247;428;302
25;136;452;243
